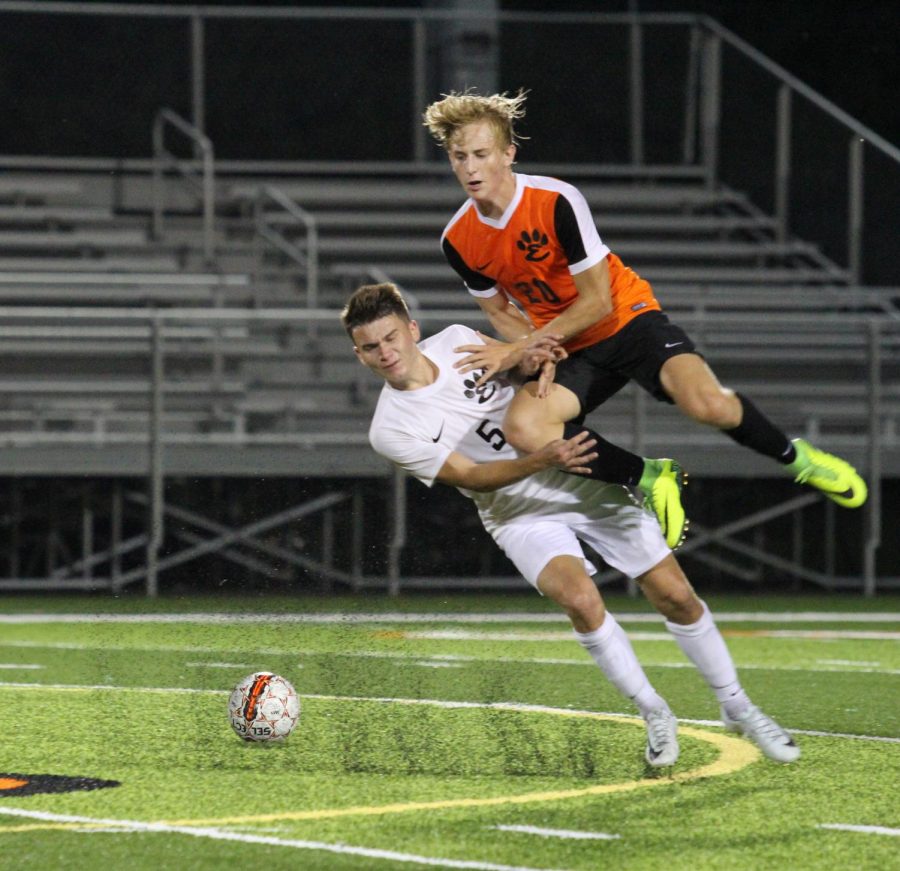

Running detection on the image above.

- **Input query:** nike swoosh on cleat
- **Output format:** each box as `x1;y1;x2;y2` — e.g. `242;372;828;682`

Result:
647;745;663;760
664;342;684;348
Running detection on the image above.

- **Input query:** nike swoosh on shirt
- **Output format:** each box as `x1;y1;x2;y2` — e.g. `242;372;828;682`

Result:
475;261;492;271
431;423;444;442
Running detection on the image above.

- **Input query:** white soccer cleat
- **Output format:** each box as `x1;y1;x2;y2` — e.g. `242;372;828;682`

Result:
721;704;800;763
644;708;679;767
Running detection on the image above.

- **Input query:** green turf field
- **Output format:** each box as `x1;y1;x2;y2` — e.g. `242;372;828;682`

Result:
0;593;898;870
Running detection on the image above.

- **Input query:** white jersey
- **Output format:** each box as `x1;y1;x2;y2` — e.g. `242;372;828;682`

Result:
370;325;619;532
368;324;669;585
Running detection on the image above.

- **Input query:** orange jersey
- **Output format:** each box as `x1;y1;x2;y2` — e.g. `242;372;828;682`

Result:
441;173;660;351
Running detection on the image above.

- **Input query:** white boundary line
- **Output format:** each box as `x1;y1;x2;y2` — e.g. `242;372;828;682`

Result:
0;682;896;744
0;611;897;624
817;823;900;837
0;806;566;870
491;824;620;841
2;639;899;676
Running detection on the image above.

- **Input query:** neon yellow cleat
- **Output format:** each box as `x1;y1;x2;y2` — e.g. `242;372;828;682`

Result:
639;458;688;549
788;438;867;508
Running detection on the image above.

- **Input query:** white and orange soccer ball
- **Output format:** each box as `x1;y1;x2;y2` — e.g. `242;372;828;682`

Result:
228;672;300;742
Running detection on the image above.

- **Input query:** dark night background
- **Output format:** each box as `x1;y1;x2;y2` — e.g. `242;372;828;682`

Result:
0;2;895;590
0;0;896;157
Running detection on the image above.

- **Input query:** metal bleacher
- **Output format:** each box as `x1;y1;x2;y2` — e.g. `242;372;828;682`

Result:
0;5;897;594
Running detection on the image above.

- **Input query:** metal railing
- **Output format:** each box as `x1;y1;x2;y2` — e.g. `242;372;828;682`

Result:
2;3;897;285
151;108;216;266
252;184;319;308
0;305;895;595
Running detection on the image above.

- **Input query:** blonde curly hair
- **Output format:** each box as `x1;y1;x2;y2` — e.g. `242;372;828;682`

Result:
423;89;528;151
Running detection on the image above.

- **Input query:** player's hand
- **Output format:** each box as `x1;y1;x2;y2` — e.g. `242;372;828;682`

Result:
538;428;597;475
519;334;565;377
531;338;567;398
454;332;528;386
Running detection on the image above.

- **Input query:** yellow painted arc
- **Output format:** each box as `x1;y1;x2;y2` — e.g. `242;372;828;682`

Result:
165;711;759;827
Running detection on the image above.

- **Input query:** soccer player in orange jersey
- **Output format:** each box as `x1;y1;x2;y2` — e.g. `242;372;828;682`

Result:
423;90;867;544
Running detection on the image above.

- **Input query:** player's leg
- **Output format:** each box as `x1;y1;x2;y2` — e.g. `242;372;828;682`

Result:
502;376;686;549
536;555;678;767
636;553;800;763
659;349;867;508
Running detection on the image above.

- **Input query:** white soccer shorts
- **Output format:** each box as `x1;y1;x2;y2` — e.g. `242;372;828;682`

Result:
489;489;670;589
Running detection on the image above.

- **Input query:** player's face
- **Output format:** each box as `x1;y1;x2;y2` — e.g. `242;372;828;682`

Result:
352;314;424;387
448;121;516;218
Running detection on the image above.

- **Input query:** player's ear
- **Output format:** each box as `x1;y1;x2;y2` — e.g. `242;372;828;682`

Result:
409;319;421;341
505;143;516;167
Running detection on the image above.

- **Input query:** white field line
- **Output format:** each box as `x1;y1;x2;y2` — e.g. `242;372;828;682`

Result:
492;824;620;841
817;823;900;837
185;662;289;670
2;639;899;676
0;806;565;871
405;629;900;642
817;659;882;667
0;611;897;624
0;682;897;745
0;664;42;669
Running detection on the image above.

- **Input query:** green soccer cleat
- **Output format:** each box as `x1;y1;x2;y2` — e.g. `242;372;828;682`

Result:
639;458;688;549
787;438;867;508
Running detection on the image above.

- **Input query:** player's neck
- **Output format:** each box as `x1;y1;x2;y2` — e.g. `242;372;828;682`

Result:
474;172;516;219
388;353;439;391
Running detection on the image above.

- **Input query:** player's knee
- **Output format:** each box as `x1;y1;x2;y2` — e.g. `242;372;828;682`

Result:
502;415;542;453
678;389;739;428
654;584;702;624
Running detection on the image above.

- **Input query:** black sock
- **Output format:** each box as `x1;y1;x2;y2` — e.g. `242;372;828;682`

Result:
563;422;645;486
724;394;796;464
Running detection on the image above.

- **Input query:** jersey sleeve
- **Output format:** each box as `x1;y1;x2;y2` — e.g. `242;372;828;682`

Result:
553;185;610;275
369;421;451;489
441;237;498;296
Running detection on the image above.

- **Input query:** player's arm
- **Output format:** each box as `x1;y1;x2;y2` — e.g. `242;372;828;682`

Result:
434;429;597;492
531;257;613;344
454;259;613;386
475;291;534;343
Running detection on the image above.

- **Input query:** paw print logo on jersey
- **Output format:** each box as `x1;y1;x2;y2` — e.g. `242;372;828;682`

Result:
463;371;496;403
516;229;550;262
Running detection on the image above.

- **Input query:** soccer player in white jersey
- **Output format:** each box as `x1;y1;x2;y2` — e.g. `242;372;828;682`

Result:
340;281;800;765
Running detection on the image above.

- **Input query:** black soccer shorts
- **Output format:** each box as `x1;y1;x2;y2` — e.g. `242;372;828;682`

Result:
552;310;699;421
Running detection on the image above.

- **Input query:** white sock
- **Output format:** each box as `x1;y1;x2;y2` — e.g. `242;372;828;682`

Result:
574;612;668;718
665;600;751;718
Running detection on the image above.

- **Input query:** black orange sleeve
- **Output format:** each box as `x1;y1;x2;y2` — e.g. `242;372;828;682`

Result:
442;237;495;292
553;193;589;265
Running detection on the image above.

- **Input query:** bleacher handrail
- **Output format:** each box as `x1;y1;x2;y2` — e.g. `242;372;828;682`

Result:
151;108;215;266
253;184;319;308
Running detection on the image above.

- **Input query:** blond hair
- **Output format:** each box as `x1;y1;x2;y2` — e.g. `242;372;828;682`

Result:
423;89;528;151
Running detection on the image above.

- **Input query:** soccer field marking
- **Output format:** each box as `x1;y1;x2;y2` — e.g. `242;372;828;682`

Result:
403;629;900;641
0;807;567;871
0;611;898;624
5;677;893;745
817;659;883;667
0;696;756;869
3;632;900;677
161;698;758;827
0;664;42;669
185;661;284;670
491;824;620;840
817;823;900;837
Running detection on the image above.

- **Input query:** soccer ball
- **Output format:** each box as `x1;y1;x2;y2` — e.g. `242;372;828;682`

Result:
228;672;300;742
